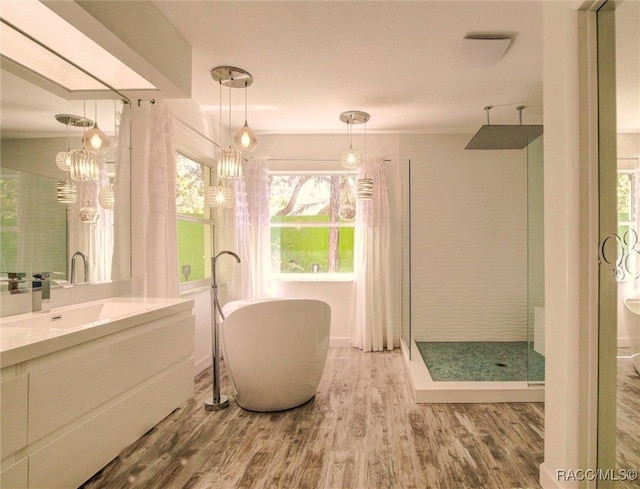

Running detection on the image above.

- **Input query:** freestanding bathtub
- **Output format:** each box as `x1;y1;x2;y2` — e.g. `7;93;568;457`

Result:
221;298;331;412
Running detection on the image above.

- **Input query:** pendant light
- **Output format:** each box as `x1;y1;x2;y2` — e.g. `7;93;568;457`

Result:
340;111;369;170
211;66;252;180
98;184;115;209
70;102;99;182
357;175;374;200
56;172;77;204
54;114;92;171
205;163;234;208
233;79;258;152
82;100;111;155
205;184;234;209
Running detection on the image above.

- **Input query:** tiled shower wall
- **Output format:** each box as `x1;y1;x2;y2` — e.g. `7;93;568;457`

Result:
401;134;528;342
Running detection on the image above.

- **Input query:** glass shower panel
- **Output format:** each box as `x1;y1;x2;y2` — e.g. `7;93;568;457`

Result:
527;136;545;384
401;159;412;358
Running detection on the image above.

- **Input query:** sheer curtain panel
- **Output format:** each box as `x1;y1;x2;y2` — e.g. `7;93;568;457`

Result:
221;158;271;300
140;101;179;298
352;156;393;352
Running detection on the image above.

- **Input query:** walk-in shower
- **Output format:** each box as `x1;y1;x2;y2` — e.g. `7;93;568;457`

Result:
401;131;544;402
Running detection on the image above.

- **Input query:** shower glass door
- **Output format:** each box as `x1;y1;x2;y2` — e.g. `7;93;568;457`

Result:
401;159;412;358
527;135;545;385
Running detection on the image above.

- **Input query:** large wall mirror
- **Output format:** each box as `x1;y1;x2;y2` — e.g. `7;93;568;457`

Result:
0;58;131;286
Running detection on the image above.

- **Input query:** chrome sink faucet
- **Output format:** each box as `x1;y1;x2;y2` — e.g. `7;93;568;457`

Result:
31;272;51;312
71;251;89;284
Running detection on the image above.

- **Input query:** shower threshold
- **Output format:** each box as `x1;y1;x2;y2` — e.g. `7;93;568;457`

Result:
401;341;544;403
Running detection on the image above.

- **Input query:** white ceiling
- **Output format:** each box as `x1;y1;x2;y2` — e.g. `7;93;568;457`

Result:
2;1;637;139
153;1;544;135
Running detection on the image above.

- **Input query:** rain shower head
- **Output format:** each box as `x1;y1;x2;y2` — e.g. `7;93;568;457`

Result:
465;106;543;150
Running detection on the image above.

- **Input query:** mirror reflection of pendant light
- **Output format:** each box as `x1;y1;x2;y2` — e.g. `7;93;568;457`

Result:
70;149;99;181
82;100;110;155
78;182;100;224
54;114;92;171
340;111;369;170
70;102;99;181
98;184;115;210
233;79;258;152
79;205;99;223
56;173;77;204
211;66;251;180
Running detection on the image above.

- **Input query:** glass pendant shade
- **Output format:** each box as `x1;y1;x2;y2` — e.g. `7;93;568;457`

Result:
341;147;362;170
205;185;234;209
82;123;110;155
55;151;72;171
70;149;99;181
98;185;115;209
357;178;374;200
56;180;77;204
233;121;258;152
217;146;243;180
79;205;99;223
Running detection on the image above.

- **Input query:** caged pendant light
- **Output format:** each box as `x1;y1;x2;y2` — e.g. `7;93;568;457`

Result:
340;111;369;170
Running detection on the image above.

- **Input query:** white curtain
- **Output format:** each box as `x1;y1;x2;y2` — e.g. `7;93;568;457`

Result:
351;155;393;352
140;101;179;298
111;102;132;282
221;158;271;300
67;157;113;283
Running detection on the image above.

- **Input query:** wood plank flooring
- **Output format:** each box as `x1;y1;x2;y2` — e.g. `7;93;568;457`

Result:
616;351;640;489
81;348;545;489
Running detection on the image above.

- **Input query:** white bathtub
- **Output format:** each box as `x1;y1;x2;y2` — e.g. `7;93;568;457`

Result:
221;298;331;412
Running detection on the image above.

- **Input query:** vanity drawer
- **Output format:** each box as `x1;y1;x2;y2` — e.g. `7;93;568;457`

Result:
0;457;28;489
28;315;195;443
0;372;28;455
28;358;193;489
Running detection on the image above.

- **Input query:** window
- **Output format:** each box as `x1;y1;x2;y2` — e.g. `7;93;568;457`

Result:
176;152;214;284
269;172;356;276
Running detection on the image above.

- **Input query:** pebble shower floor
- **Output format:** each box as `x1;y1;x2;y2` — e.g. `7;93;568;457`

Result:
416;341;545;382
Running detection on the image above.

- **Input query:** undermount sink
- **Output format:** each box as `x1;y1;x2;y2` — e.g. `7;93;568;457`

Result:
623;298;640;315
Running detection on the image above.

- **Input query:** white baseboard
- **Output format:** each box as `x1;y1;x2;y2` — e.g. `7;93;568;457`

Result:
194;355;211;376
330;336;352;348
539;462;583;489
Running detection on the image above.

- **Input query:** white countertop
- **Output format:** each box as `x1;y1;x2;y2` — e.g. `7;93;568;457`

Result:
0;297;194;368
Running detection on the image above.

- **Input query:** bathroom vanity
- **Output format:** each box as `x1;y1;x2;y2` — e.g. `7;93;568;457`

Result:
0;297;195;488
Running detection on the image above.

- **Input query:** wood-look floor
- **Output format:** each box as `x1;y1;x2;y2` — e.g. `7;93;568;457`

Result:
616;352;640;489
81;348;545;489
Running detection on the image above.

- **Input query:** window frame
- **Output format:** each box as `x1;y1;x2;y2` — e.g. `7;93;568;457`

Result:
176;150;215;291
269;169;356;281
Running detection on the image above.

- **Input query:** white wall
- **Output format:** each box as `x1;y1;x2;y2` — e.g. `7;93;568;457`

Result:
540;3;583;487
400;133;528;342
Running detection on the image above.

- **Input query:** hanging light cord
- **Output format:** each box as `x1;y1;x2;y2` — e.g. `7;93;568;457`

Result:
363;119;367;160
228;81;232;147
244;81;248;122
219;80;223;147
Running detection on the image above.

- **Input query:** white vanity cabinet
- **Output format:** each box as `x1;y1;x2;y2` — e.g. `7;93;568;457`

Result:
0;298;195;489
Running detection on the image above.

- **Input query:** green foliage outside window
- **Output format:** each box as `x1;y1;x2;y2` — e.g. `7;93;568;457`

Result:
270;174;356;274
176;153;211;283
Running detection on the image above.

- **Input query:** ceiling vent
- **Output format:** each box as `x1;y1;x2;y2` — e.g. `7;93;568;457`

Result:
453;36;512;67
